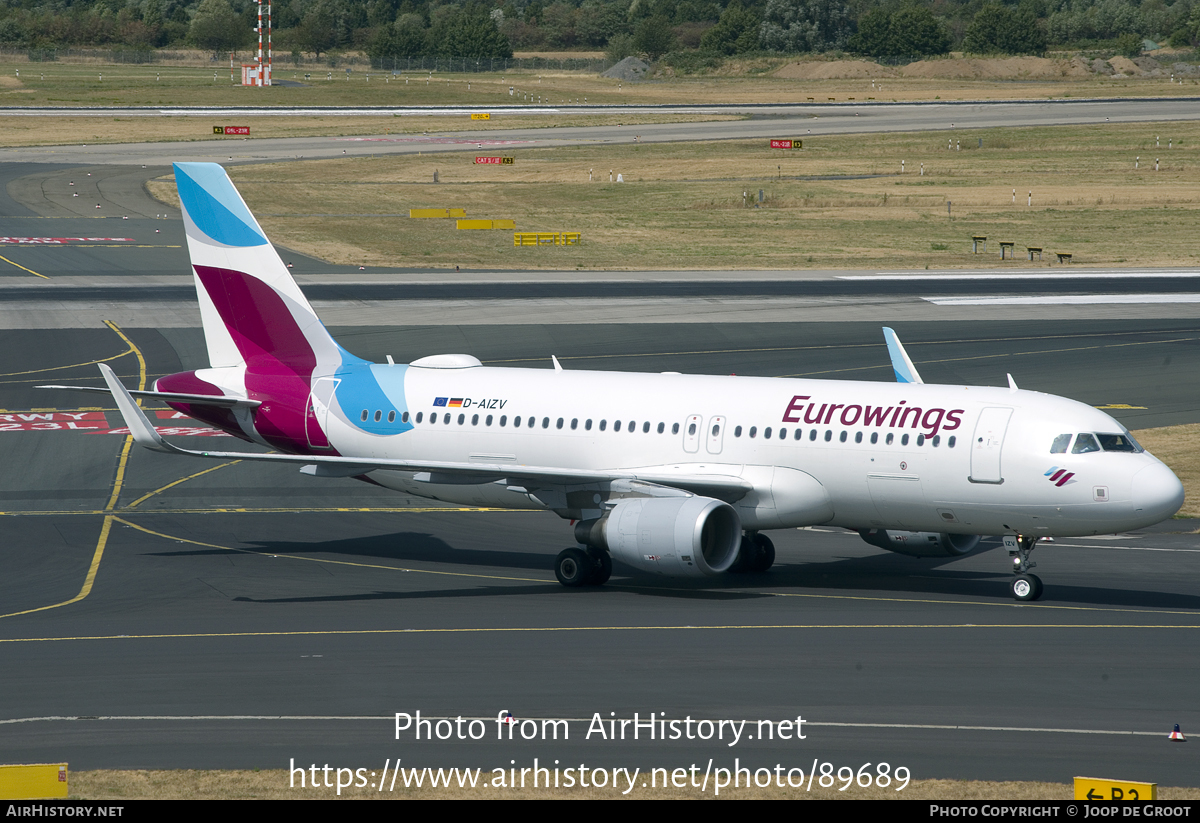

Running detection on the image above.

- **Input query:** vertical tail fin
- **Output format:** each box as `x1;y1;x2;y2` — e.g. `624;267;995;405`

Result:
174;162;341;373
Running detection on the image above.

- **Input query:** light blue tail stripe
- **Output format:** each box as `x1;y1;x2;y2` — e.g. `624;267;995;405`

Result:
175;162;268;248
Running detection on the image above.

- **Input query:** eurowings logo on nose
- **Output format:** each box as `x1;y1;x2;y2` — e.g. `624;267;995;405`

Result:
1045;467;1077;487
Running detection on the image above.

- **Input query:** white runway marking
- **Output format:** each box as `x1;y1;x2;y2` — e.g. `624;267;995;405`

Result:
0;715;1168;737
925;294;1200;306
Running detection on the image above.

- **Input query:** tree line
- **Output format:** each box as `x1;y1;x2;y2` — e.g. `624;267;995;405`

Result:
0;0;1193;64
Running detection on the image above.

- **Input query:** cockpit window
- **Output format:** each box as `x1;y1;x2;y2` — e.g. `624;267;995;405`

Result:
1050;433;1072;454
1071;433;1100;454
1097;433;1140;452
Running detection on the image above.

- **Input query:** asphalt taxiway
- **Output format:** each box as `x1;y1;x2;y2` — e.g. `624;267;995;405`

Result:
0;136;1197;786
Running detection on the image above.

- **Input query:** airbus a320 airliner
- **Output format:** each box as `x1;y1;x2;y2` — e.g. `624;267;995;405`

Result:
45;163;1185;601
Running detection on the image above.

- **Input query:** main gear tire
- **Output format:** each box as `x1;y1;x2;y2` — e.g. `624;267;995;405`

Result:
555;548;593;587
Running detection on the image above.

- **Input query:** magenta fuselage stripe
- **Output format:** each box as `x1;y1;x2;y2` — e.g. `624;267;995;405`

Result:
191;264;323;453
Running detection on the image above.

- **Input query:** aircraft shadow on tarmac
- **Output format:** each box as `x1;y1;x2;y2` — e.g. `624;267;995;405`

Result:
145;531;1200;610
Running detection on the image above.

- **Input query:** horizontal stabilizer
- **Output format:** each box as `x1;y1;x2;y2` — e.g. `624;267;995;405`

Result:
37;384;261;409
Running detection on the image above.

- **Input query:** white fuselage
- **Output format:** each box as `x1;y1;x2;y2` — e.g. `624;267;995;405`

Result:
315;363;1184;538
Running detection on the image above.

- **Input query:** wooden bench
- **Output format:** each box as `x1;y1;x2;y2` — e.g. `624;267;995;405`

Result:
1056;252;1072;264
999;241;1015;259
972;236;987;254
1027;247;1042;261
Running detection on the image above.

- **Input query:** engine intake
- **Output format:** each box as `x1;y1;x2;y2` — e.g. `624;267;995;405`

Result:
576;496;742;577
858;529;981;558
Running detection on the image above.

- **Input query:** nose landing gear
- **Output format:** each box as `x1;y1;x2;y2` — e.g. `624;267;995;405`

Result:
1006;534;1043;601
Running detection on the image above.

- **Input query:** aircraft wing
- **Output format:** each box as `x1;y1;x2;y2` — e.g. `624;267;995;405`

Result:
95;364;752;501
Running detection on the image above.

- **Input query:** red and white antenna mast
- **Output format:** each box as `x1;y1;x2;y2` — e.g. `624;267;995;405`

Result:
255;0;272;86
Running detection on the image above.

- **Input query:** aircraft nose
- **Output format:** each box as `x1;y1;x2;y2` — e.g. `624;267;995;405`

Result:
1132;462;1185;522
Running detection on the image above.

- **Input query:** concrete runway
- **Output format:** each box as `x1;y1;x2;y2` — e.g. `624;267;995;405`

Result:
0;126;1198;787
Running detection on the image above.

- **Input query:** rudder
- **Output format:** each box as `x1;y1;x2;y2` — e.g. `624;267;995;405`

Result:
174;162;340;372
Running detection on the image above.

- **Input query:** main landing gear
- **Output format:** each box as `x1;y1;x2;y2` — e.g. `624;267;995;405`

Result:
554;546;612;587
1007;534;1043;602
730;532;775;573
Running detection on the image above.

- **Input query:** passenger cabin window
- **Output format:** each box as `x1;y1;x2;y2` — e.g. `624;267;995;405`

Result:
1050;433;1073;454
415;412;423;423
690;422;698;436
672;423;680;435
1072;433;1101;454
658;423;665;434
734;426;742;437
794;429;802;440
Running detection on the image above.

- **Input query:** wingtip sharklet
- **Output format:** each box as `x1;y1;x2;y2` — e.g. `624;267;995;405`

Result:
98;363;172;452
882;327;924;385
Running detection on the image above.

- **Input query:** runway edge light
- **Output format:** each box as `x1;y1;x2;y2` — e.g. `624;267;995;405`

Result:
0;763;68;799
1169;723;1187;741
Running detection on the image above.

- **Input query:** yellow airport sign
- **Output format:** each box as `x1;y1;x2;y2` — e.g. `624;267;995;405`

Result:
1074;776;1157;801
409;209;467;219
0;763;68;799
471;113;491;120
458;219;516;230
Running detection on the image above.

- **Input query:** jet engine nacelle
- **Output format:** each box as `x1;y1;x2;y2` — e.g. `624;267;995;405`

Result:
575;496;742;577
857;529;982;558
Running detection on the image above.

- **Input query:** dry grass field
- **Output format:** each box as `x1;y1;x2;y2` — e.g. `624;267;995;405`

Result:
146;121;1200;271
65;769;1200;800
